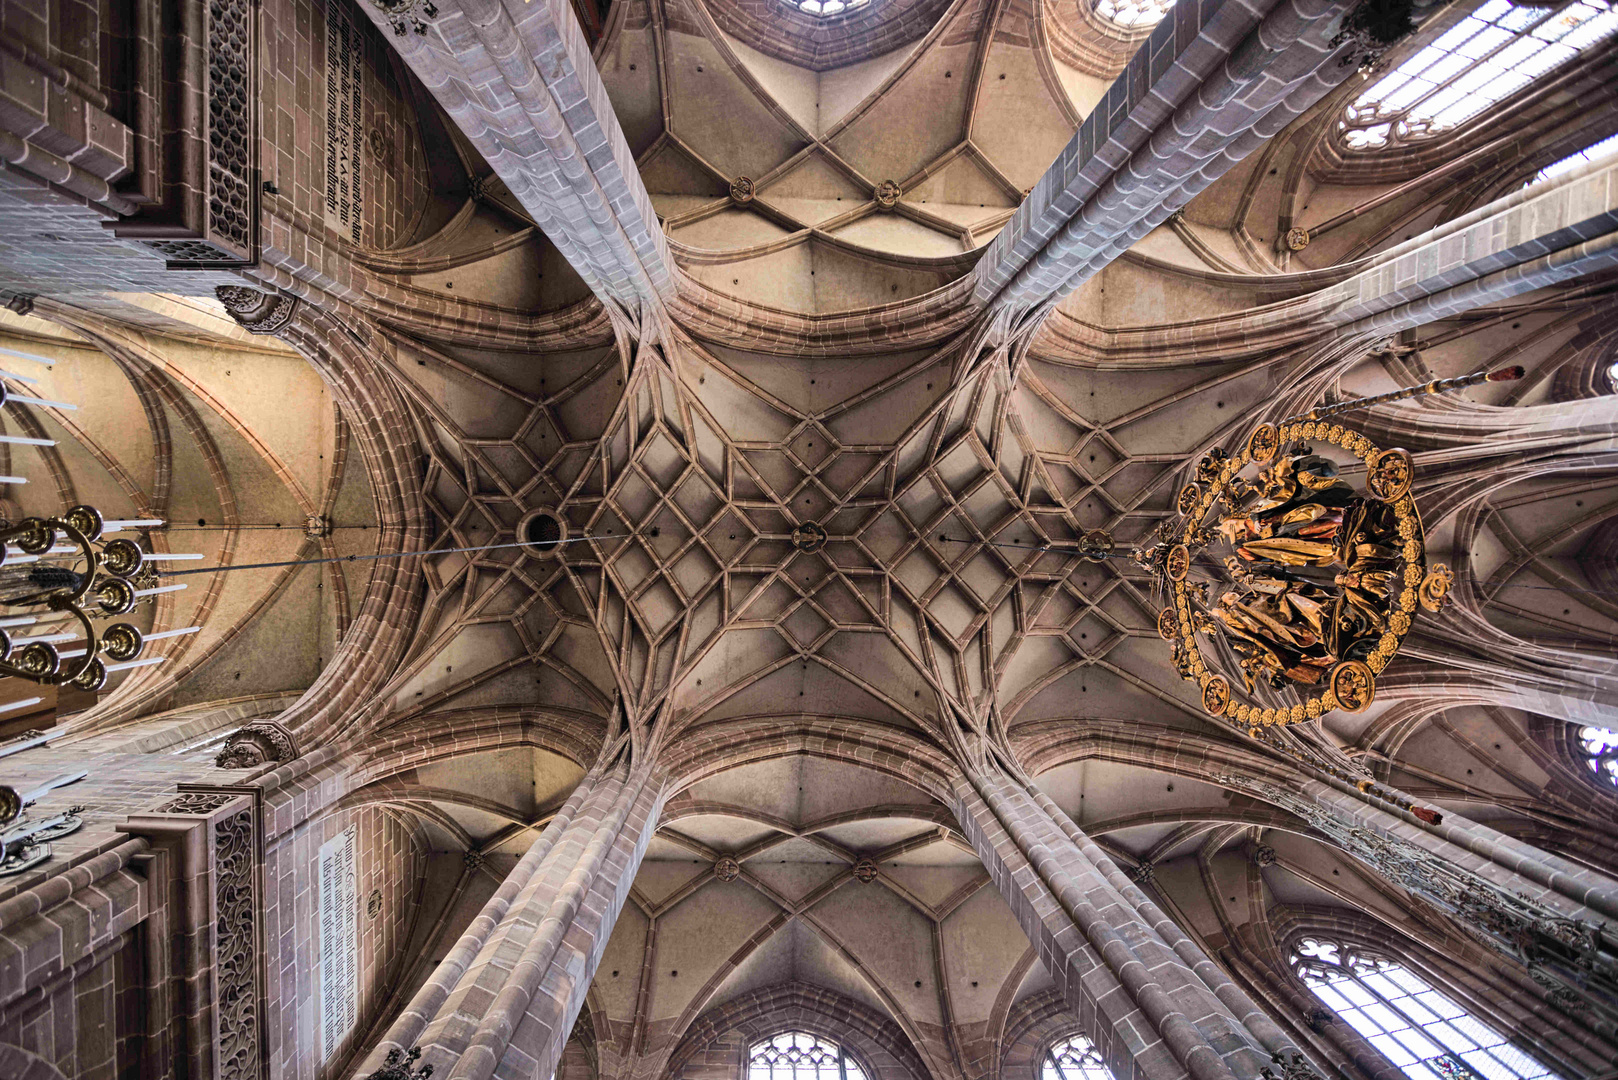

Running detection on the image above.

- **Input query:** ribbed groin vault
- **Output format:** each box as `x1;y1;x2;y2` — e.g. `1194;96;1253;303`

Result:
2;0;1618;1078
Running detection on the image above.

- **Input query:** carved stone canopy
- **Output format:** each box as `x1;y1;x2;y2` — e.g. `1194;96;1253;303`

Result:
214;720;298;769
214;285;298;335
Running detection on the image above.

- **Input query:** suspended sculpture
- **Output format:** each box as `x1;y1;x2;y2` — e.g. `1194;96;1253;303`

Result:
1144;366;1521;728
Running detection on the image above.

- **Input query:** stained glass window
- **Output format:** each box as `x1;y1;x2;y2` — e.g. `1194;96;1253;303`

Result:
1042;1034;1116;1080
1341;0;1618;150
1530;131;1618;183
748;1032;868;1080
1578;726;1618;786
1292;939;1561;1080
1094;0;1174;29
782;0;872;17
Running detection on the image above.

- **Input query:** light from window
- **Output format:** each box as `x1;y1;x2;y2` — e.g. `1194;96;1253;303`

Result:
783;0;871;16
1579;726;1618;786
1043;1034;1115;1080
1530;131;1618;183
748;1033;868;1080
1292;939;1561;1080
1095;0;1175;30
1341;0;1618;150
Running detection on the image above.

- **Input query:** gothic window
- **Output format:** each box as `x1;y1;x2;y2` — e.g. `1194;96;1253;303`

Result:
782;0;873;16
1042;1034;1116;1080
1531;131;1618;183
1340;0;1618;150
748;1032;868;1080
1094;0;1174;30
1577;726;1618;786
1291;939;1561;1080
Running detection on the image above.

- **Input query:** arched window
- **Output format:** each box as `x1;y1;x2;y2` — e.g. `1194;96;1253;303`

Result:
1291;939;1562;1080
1094;0;1174;30
1042;1034;1116;1080
781;0;872;16
1530;131;1618;183
748;1032;868;1080
1578;726;1618;786
1341;0;1618;150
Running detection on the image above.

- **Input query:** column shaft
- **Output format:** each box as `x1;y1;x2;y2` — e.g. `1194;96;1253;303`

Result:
355;764;665;1080
955;767;1309;1080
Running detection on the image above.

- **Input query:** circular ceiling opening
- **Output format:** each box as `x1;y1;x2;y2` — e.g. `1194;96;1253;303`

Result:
518;509;566;556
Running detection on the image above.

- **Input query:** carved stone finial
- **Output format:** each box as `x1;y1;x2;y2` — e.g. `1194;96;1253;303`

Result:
874;180;901;209
1253;843;1278;868
730;176;756;204
713;856;741;882
365;1046;435;1080
365;0;441;36
214;721;298;769
852;857;879;883
1260;1051;1323;1080
214;285;298;335
1330;0;1415;69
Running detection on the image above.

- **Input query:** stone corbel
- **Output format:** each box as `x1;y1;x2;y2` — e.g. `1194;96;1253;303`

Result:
214;720;298;769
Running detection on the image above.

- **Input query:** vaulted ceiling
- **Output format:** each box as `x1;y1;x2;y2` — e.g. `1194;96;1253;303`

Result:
7;0;1617;1074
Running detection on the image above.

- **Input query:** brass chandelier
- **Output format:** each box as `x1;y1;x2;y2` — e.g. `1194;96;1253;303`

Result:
0;505;156;692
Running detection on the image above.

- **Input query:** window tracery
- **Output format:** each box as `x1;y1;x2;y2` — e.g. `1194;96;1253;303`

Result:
1094;0;1174;30
748;1032;868;1080
1577;726;1618;786
1340;0;1618;150
781;0;873;17
1042;1034;1116;1080
1291;938;1561;1080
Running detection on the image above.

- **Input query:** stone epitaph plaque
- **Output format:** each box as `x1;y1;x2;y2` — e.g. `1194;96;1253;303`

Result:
324;1;366;244
318;824;358;1061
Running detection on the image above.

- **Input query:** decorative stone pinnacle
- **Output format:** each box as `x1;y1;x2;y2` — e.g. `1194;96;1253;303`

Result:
365;1046;434;1080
